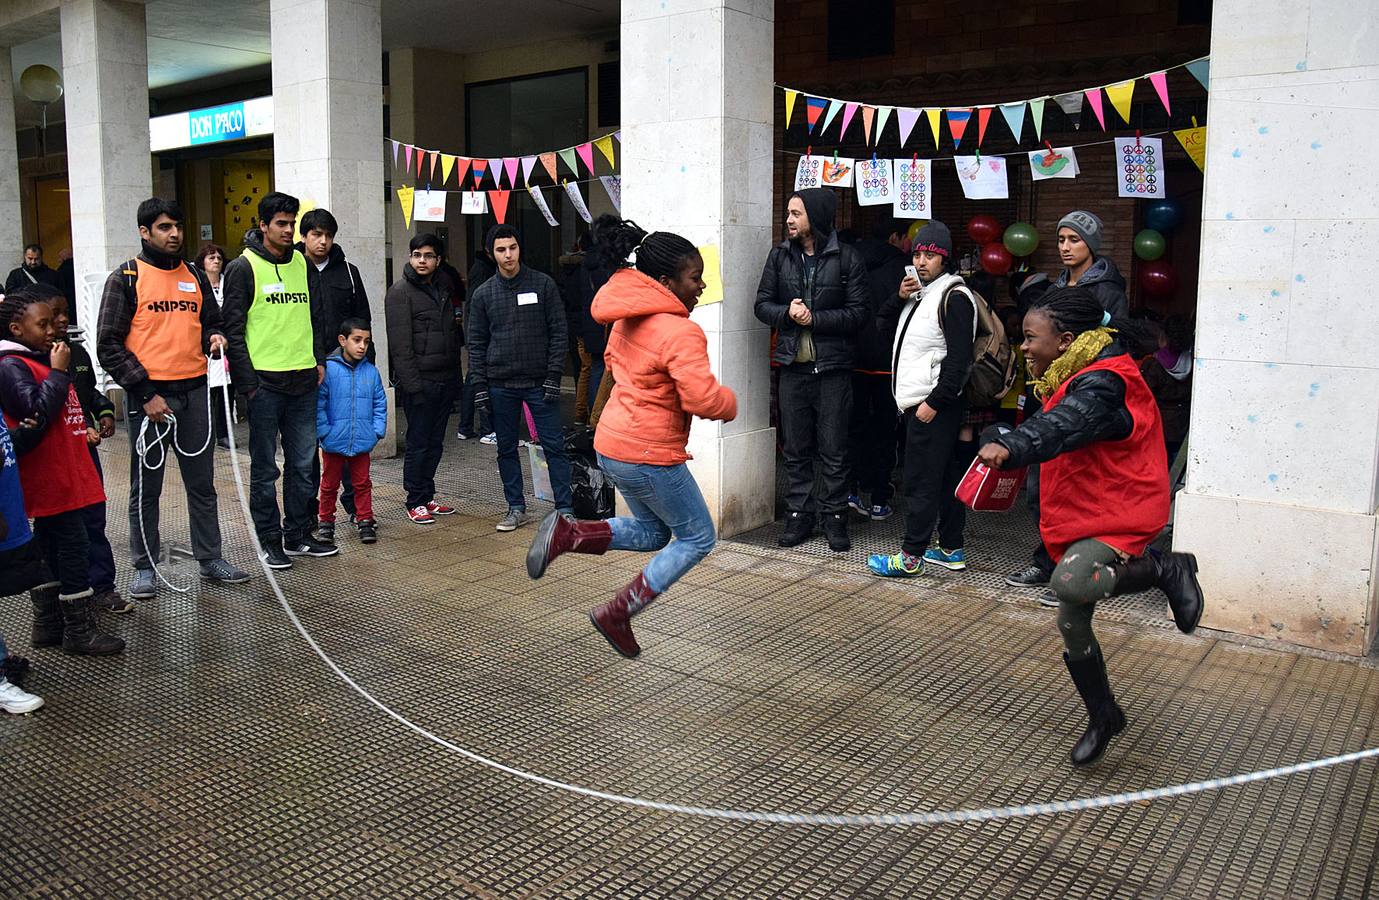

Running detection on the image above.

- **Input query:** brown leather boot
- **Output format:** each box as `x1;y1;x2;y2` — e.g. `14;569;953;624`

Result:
589;573;657;659
527;512;613;579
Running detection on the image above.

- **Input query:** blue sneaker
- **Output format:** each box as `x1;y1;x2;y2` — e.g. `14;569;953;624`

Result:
869;504;893;521
867;552;923;578
847;494;867;516
924;547;967;571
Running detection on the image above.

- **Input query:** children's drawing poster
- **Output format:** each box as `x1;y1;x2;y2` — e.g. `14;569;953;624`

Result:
794;154;822;190
528;186;558;226
412;190;447;223
460;192;487;215
599;175;622;213
795;154;855;190
565;181;593;223
854;158;894;207
954;155;1009;200
1115;136;1165;198
893;158;932;219
1028;146;1080;181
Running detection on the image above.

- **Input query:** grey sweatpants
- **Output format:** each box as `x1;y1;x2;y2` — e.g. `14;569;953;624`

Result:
1050;539;1126;661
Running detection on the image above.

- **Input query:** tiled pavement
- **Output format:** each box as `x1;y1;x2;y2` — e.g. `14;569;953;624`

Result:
1;425;1376;898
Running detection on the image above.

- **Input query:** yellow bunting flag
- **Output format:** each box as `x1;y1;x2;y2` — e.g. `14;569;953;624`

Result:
440;154;456;185
784;89;799;129
925;108;942;147
1105;80;1136;124
397;186;414;228
594;135;616;168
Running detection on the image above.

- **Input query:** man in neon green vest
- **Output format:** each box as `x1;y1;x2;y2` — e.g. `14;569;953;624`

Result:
222;191;337;568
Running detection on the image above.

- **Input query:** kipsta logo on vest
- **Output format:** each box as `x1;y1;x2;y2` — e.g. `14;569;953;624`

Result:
146;300;200;313
264;290;309;304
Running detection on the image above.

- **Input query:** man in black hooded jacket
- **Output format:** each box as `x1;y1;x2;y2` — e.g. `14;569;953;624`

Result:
754;188;869;552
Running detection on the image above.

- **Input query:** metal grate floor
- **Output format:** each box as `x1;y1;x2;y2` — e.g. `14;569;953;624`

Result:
0;423;1376;898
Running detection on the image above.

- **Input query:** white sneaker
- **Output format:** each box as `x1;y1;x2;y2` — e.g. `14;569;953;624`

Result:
0;677;43;714
479;433;498;445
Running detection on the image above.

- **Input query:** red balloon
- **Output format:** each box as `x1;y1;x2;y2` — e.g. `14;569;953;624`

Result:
979;242;1013;275
1138;260;1179;298
967;214;1002;246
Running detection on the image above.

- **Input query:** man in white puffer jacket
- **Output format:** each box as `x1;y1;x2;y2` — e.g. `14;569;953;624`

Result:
867;221;977;578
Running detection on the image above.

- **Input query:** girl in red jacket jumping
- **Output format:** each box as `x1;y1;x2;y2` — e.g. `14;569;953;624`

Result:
526;216;737;658
977;286;1203;767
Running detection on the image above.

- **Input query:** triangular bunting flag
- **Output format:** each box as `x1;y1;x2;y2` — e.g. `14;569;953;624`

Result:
415;149;426;178
1186;58;1209;91
1174;123;1207;172
390;140;400;168
1055;92;1084;128
840;102;859;139
557;147;579;177
1105;80;1136;124
976;107;993;147
576;142;595;174
876;106;894;141
862;106;876;144
821;99;844;134
540;152;558;183
999;102;1026;144
488;189;510;225
521;155;538;186
1148;72;1172;115
896;108;921;146
440;154;456;185
614;131;621;143
453;157;472;187
805;97;827;133
487;158;505;187
1085;88;1107;131
429;152;439;181
784;89;799;128
947;108;973;148
403;144;413;171
925;108;942;147
397;185;414;228
503;158;519;188
472;159;488;189
1030;98;1047;141
594;135;616;168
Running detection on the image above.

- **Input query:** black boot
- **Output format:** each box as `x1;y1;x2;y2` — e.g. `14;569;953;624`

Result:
777;511;814;548
59;591;125;656
1063;650;1126;767
1110;553;1203;634
30;582;62;649
821;513;851;552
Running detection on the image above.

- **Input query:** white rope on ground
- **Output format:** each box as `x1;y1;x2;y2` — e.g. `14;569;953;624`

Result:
216;390;1379;826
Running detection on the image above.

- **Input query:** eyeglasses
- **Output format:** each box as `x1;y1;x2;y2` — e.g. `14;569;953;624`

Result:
410;252;438;262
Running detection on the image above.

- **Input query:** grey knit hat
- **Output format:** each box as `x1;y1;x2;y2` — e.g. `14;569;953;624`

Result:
1058;210;1104;253
912;221;953;258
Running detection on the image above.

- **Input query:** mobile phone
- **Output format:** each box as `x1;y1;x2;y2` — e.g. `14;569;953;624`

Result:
904;265;918;281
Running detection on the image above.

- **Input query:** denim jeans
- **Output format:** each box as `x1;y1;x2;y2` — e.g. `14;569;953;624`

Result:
402;380;458;509
247;386;318;545
597;455;717;595
490;386;572;511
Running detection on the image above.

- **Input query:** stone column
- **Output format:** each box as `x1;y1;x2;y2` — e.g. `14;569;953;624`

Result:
61;0;150;324
0;47;21;274
269;0;393;453
1174;0;1379;655
620;0;776;537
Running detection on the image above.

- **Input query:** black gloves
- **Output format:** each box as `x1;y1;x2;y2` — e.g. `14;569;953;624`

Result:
474;386;490;414
543;377;562;405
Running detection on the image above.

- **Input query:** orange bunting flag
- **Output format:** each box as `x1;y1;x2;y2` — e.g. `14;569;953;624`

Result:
862;106;876;144
976;107;993;147
539;152;558;183
489;189;511;224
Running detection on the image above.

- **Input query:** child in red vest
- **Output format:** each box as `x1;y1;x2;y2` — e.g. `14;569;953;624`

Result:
0;288;124;656
977;286;1203;768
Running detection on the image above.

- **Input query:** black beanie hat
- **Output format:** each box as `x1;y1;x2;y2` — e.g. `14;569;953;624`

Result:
912;221;953;258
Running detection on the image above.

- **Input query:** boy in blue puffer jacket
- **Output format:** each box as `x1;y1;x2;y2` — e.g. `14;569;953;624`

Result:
318;319;387;545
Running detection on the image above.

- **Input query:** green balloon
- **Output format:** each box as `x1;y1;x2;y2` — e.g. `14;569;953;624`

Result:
1134;229;1167;261
1003;222;1039;257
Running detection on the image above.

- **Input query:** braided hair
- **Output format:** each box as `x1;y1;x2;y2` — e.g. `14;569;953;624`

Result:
1030;285;1155;355
0;285;53;339
590;214;699;283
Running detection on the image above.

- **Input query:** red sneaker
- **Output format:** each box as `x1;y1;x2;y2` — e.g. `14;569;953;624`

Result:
407;505;436;525
426;501;456;516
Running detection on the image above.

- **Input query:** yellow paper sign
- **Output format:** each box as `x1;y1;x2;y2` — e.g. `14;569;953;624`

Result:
397;186;415;228
697;244;724;306
292;199;316;243
1174;125;1207;172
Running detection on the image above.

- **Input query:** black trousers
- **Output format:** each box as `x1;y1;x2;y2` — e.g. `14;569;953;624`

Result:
848;372;898;505
900;402;968;558
35;508;91;597
402;380;458;510
778;365;852;516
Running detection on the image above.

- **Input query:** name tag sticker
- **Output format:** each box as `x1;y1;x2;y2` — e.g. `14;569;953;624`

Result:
517;292;539;307
263;283;285;294
177;281;197;293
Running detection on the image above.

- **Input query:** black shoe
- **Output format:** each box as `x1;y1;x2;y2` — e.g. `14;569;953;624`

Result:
316;522;336;545
260;542;293;570
777;512;814;548
1109;553;1203;635
357;520;378;544
92;590;134;614
821;513;851;552
59;591;125;656
1064;650;1126;767
284;537;340;558
1006;564;1052;587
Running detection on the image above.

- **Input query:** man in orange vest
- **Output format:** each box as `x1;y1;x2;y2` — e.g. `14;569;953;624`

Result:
96;198;250;601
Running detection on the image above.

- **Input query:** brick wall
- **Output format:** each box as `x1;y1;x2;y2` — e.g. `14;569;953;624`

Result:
769;0;1210;318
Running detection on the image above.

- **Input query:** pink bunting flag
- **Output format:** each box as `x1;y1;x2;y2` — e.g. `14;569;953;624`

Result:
489;190;511;224
840;102;859;139
521;155;538;186
1085;88;1108;131
487;158;504;187
403;144;413;172
503;158;519;188
472;159;489;189
896;108;921;146
1148;71;1172;115
576;142;595;174
429;152;439;181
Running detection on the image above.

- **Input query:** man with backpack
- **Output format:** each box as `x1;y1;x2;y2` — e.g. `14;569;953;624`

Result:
867;221;1013;578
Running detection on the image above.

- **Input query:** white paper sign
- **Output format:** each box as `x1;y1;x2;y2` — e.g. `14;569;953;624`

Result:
1114;137;1165;198
954;155;1009;200
794;154;855;190
795;154;822;190
854;158;894;207
892;157;932;219
528;186;558;226
599;175;622;212
412;189;447;223
565;182;593;224
461;192;487;215
1028;146;1081;181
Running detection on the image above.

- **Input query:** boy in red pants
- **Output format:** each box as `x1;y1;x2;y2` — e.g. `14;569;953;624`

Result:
317;319;387;545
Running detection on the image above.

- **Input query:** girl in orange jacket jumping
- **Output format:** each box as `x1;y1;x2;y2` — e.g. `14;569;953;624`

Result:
526;216;737;658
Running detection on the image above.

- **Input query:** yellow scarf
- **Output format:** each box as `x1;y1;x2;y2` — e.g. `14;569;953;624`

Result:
1030;327;1115;401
